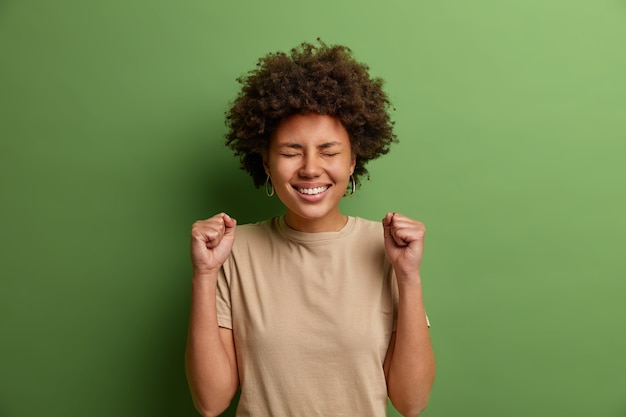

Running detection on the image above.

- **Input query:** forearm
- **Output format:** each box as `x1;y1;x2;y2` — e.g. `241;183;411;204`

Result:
185;273;238;417
387;276;436;417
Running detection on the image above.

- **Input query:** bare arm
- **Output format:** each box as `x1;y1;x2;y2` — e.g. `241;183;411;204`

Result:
382;213;436;417
185;213;239;417
384;278;435;417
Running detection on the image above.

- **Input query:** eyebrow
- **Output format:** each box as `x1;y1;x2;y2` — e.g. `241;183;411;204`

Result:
277;141;344;150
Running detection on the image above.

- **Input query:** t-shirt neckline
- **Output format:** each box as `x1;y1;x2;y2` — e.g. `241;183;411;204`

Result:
275;215;357;243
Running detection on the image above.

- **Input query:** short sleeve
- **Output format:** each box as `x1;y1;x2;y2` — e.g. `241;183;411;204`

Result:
216;265;233;329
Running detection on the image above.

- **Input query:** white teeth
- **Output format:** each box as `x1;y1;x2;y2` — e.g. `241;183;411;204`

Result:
298;186;328;195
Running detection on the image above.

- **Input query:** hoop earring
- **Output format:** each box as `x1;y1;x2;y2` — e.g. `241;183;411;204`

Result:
265;175;275;197
344;175;356;196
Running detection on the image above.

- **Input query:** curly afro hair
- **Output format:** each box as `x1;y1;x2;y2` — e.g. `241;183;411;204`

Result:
225;39;397;188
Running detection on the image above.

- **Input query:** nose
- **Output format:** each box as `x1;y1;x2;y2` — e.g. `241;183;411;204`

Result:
299;153;322;178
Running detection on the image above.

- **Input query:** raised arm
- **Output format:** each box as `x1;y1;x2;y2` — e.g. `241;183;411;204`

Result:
185;213;239;417
382;213;436;417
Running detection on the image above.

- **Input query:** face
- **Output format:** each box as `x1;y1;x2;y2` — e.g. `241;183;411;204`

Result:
263;113;356;232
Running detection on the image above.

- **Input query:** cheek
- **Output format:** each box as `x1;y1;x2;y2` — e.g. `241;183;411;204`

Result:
269;161;295;181
331;166;353;182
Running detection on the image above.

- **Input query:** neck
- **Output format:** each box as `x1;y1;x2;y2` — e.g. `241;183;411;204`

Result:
284;212;348;233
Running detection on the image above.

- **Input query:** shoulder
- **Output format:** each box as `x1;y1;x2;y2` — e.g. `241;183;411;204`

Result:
347;217;385;253
352;216;383;237
232;217;281;246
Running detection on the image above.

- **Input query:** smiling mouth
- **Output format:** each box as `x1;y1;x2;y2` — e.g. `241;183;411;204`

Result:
296;186;329;195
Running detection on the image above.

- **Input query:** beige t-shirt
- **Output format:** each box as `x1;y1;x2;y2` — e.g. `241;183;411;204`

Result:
217;216;398;417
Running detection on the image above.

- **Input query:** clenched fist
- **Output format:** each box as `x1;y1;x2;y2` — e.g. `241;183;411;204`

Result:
382;212;426;280
190;213;237;276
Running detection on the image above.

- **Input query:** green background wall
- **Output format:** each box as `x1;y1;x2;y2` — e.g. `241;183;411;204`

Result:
1;1;625;416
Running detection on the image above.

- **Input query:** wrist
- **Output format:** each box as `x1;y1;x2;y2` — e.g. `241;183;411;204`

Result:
191;269;220;283
395;272;423;287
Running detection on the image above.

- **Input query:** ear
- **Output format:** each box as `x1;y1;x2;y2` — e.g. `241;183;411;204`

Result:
349;155;356;175
262;151;270;175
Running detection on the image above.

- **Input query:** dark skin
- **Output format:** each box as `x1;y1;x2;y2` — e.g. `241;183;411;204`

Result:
186;113;435;417
225;40;397;189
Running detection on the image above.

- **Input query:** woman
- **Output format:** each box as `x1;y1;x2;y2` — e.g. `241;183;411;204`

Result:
186;40;435;417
